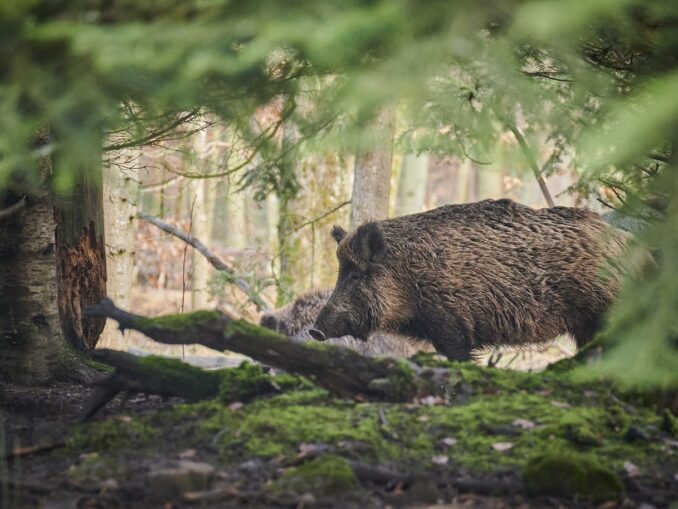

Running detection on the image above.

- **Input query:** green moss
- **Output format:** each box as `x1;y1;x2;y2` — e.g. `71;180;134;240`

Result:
68;453;123;483
560;416;602;446
59;357;672;498
218;362;280;403
523;451;624;502
136;310;223;331
137;355;222;401
371;359;418;400
66;417;159;454
661;409;678;438
223;319;283;341
267;455;357;498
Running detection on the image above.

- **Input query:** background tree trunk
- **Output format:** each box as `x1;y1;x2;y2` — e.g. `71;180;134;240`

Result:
350;108;395;229
276;118;300;306
100;150;139;350
395;153;429;216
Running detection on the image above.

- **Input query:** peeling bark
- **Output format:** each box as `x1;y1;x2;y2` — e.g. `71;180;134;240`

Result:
54;156;107;351
55;222;107;350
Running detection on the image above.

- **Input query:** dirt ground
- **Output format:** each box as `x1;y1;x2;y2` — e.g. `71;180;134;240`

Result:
2;364;677;509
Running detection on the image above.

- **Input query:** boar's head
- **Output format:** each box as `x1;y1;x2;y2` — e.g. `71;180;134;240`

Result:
310;222;410;342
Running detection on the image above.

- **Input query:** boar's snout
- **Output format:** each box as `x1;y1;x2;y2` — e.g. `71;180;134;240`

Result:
260;314;278;332
313;306;364;342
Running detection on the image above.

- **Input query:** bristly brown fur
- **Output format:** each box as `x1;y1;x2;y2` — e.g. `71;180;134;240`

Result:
314;199;640;360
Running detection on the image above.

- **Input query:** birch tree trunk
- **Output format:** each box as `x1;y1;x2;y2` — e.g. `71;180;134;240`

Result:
190;130;218;310
0;195;70;383
190;178;217;310
0;135;106;383
350;108;395;229
100;150;139;349
395;153;429;216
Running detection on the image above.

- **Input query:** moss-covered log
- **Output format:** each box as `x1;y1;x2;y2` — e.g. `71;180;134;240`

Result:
84;299;456;402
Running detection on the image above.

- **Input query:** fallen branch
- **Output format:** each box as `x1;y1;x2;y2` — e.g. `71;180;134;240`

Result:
80;349;287;420
84;299;455;402
5;441;65;460
138;213;272;311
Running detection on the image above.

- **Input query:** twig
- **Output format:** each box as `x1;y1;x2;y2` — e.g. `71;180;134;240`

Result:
141;175;182;192
490;105;555;207
138;213;272;311
5;441;64;460
0;477;55;495
505;121;555;208
0;196;27;221
486;350;503;368
292;200;352;233
502;352;521;369
103;109;202;152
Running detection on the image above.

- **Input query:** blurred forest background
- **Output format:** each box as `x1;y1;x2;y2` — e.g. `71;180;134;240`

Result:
1;0;677;387
104;111;580;365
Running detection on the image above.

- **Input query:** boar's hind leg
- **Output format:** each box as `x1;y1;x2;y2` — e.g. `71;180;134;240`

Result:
430;337;474;361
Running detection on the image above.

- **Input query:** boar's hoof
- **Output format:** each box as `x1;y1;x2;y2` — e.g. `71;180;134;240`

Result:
309;329;327;341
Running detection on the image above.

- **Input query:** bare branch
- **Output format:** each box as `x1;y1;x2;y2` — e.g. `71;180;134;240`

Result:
504;121;556;208
103;109;202;152
0;196;27;221
138;212;272;312
292;200;351;233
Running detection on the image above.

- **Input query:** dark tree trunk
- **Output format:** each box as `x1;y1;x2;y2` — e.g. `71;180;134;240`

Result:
54;168;107;351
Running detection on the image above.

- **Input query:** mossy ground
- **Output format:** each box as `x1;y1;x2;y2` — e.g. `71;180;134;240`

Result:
60;357;678;504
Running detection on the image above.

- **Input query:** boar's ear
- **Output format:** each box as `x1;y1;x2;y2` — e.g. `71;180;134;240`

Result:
355;222;386;265
331;225;347;244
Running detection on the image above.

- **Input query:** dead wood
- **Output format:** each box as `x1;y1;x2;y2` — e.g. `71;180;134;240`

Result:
84;299;456;402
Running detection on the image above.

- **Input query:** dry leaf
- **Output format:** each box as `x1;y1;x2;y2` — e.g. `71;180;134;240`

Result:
550;400;571;409
431;455;449;465
512;418;536;429
491;442;514;452
623;460;641;477
178;449;197;459
438;437;458;449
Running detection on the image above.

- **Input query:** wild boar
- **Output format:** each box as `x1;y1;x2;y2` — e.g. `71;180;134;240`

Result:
260;289;432;357
310;199;638;360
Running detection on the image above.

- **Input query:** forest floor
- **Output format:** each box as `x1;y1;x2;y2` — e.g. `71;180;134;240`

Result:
2;354;678;509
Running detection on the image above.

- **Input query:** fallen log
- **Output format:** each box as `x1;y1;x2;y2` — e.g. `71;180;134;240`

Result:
84;299;456;402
